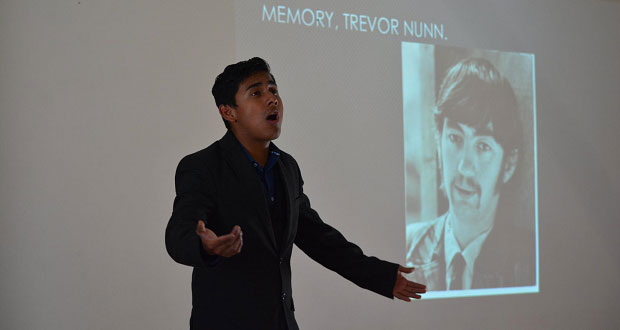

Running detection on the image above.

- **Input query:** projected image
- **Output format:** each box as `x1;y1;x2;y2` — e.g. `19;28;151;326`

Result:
402;42;538;298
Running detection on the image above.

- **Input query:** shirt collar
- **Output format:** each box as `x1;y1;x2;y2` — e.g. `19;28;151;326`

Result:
238;140;281;171
444;215;492;273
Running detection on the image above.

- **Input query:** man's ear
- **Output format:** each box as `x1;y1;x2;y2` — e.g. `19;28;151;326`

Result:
502;149;518;183
218;104;236;125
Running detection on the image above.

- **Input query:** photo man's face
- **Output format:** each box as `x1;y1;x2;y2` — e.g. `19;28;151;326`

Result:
440;118;505;225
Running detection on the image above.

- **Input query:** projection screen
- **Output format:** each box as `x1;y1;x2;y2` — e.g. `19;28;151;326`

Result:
237;1;541;299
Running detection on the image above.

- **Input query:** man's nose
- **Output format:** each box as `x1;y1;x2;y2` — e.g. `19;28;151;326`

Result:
457;147;476;177
267;95;278;106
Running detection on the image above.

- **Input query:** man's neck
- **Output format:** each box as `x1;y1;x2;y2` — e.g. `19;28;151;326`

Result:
232;130;270;167
448;204;497;250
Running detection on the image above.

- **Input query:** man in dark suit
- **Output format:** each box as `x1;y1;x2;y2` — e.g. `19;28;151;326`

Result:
166;57;426;330
405;58;535;291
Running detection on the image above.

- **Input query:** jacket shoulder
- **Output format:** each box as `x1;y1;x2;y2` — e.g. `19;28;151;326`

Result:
405;216;445;265
406;217;443;247
176;140;223;171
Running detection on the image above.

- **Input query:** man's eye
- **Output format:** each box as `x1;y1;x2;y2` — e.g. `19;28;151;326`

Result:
270;88;278;95
477;142;492;152
448;134;462;144
250;91;260;96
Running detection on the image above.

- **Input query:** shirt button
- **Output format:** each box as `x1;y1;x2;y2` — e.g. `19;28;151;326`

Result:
253;163;258;167
270;196;275;202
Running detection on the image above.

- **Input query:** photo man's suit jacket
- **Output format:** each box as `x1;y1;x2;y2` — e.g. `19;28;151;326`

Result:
166;131;398;330
405;214;535;291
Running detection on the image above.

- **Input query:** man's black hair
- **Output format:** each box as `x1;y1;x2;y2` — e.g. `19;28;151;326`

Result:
212;57;275;129
434;57;522;155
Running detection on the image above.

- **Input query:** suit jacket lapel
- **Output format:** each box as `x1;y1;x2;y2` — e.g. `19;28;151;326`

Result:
218;131;278;253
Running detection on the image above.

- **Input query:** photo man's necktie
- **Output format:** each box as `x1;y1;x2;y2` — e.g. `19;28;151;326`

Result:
449;253;465;290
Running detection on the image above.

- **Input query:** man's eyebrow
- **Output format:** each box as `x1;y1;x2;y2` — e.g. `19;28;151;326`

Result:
245;82;263;91
446;119;464;133
244;80;277;92
475;125;494;136
447;119;495;136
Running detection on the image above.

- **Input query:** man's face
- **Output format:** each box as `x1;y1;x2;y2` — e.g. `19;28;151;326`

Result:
228;71;283;143
440;118;504;225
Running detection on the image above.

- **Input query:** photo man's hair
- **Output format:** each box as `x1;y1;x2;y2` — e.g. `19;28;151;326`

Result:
434;57;523;156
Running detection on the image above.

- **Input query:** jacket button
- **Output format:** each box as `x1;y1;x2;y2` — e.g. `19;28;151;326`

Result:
282;292;286;301
279;257;284;264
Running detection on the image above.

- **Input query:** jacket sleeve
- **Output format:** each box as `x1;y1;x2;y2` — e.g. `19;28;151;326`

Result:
292;166;399;299
165;154;220;268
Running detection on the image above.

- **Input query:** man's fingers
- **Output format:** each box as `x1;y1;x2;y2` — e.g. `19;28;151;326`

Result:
398;266;415;274
237;231;243;252
211;225;241;244
230;230;243;253
214;232;236;245
393;268;426;302
196;220;216;236
212;236;239;252
196;223;243;257
217;237;243;257
402;286;426;296
210;227;243;257
396;282;425;295
397;287;423;300
406;281;427;290
196;220;206;233
394;293;411;302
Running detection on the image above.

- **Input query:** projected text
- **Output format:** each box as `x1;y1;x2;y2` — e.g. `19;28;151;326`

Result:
262;4;447;40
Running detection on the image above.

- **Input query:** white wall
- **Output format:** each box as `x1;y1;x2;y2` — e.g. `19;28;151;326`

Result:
0;1;234;329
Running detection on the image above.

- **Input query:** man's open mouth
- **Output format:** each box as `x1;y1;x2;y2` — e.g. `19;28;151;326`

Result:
266;113;279;121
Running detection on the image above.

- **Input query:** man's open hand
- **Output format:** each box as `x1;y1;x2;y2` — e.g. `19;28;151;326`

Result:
195;220;243;257
393;266;426;301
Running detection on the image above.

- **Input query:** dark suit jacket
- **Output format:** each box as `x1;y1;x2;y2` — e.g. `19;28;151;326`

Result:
405;214;535;291
166;131;398;330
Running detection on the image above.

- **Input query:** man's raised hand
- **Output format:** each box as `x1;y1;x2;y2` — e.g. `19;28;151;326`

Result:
392;266;426;301
195;220;243;257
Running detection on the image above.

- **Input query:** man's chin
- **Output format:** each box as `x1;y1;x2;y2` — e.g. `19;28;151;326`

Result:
260;126;281;141
452;203;480;222
451;189;480;209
